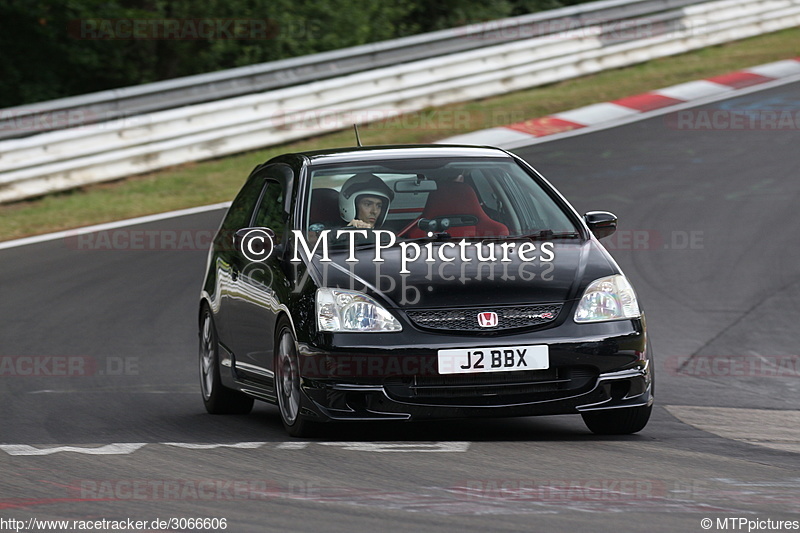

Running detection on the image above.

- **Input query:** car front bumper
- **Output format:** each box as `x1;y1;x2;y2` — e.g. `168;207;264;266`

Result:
295;319;653;422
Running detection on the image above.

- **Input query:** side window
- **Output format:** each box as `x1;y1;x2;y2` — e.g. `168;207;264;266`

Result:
252;179;286;241
220;173;264;233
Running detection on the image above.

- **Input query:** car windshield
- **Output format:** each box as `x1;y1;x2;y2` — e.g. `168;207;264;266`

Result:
306;157;579;247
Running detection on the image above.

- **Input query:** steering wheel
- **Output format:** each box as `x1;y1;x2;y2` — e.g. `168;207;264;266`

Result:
398;215;479;237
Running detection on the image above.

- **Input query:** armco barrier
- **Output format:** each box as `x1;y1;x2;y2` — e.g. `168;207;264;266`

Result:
0;0;704;141
0;0;798;203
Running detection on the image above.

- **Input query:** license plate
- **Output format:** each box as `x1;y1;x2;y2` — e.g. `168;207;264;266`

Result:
437;345;549;375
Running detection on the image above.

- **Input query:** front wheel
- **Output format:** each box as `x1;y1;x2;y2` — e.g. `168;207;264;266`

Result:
199;306;254;415
581;404;652;435
275;318;317;437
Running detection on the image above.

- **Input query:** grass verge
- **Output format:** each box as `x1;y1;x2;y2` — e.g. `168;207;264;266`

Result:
1;28;799;242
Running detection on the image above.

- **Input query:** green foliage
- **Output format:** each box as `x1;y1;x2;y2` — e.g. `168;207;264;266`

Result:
0;0;595;107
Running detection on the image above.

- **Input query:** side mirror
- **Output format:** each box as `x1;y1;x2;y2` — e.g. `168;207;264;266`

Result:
584;211;617;239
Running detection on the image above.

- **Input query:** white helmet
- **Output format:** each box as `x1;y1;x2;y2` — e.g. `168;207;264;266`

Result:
339;173;394;226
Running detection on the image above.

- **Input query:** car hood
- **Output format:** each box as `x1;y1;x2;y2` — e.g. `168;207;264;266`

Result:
306;239;619;308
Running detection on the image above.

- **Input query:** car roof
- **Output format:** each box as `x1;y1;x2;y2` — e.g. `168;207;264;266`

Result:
293;144;513;165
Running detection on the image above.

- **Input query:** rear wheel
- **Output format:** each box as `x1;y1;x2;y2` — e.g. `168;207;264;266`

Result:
275;318;317;437
581;404;652;435
199;306;254;415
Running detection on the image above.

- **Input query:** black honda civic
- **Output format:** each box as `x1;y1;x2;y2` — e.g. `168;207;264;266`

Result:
198;145;653;437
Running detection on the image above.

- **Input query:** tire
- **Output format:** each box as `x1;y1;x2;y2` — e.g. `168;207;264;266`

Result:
581;404;652;435
275;318;317;437
199;306;254;415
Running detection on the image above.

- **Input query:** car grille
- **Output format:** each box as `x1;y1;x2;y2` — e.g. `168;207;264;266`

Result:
383;366;597;406
405;304;562;332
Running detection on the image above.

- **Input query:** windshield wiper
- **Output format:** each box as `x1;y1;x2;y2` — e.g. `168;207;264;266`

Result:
521;230;581;240
477;230;580;242
406;230;580;244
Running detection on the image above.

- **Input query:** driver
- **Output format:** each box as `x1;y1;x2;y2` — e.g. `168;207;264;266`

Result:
339;173;394;229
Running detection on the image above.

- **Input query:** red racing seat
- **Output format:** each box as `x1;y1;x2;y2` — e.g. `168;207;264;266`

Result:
406;182;508;238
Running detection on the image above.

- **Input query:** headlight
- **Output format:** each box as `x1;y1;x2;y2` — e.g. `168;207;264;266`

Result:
316;288;402;332
574;275;641;323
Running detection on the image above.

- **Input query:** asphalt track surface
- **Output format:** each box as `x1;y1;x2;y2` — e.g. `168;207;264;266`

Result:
1;81;799;532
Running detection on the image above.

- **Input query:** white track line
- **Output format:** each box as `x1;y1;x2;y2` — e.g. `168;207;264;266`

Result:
0;201;230;251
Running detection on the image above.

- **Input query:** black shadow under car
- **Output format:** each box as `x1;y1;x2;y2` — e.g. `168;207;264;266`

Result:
198;145;653;437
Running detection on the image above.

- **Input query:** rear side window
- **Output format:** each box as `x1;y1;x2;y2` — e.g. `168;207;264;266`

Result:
220;173;264;233
252;180;286;241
